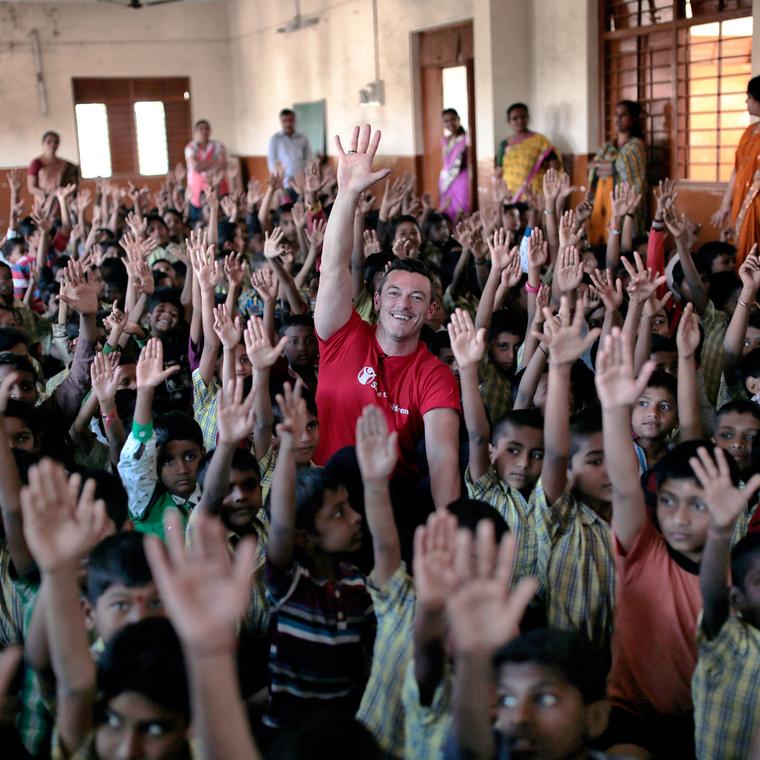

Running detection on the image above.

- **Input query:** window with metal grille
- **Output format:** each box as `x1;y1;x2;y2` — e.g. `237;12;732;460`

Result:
601;0;752;184
72;78;191;179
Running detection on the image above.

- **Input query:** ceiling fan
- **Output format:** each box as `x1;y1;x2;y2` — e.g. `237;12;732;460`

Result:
277;0;320;33
99;0;183;9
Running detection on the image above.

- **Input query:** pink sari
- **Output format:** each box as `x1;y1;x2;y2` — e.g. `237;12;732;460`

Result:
438;134;470;222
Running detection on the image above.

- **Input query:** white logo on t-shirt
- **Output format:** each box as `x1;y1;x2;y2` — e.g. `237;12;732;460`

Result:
357;366;377;385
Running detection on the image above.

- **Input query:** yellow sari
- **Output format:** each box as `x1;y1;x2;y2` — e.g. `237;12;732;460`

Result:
499;132;557;199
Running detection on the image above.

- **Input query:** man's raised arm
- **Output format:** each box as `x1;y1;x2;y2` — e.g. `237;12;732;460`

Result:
314;124;390;341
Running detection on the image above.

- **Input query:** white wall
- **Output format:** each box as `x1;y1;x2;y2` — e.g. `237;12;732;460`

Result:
0;1;234;167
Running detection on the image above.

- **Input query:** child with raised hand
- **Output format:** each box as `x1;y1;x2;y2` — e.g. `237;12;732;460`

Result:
596;327;707;758
532;297;615;652
690;446;760;759
145;510;262;760
448;307;544;584
118;338;204;539
264;381;372;730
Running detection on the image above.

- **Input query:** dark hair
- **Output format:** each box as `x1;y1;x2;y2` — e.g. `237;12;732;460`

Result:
494;628;607;704
155;412;203;465
197;447;261;491
1;238;23;258
146;287;183;315
282;466;346;533
378;258;434;295
488;309;526;343
491;408;544;446
0;328;28;352
0;352;35;378
446;499;508;542
442;108;465;136
194;119;211;130
716;399;760;426
4;399;41;441
747;76;760;103
617;100;644;139
86;532;152;604
97;618;189;719
655;440;739;490
709;271;742;312
82;470;129;530
364;252;395;293
279;314;315;336
645;368;677;399
427;330;451;358
42;130;60;143
650;336;677;355
568;408;603;461
739;348;760;383
507;103;529;119
731;533;760;591
280;108;296;119
393;214;420;234
698;241;737;268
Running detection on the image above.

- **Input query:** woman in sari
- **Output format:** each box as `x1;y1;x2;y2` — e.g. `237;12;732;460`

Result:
496;103;559;201
439;108;471;222
27;131;78;202
711;76;760;266
587;100;647;245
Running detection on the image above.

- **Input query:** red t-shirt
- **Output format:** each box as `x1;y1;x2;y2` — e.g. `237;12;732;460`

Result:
314;311;460;475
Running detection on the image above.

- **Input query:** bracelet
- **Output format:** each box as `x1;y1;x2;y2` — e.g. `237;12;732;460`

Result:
608;227;621;236
525;282;540;294
738;298;758;312
101;409;118;427
544;209;555;216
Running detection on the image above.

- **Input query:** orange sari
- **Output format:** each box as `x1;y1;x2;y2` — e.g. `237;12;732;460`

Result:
731;125;760;265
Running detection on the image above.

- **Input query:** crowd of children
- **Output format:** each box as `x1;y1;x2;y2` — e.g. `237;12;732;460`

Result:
1;97;760;760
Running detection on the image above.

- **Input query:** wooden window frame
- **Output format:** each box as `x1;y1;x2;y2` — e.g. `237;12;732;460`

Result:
599;1;752;188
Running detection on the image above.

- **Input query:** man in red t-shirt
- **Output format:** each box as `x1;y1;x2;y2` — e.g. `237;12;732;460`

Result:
314;123;461;508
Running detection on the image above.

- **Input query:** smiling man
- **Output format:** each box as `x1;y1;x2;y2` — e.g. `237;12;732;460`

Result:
313;124;461;508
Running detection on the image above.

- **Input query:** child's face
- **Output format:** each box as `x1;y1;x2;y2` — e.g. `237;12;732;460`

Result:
656;477;709;562
160;440;202;497
117;363;137;391
5;244;23;265
4;415;36;452
632;387;677;441
221;467;263;530
150;303;180;335
0;267;12;300
278;212;297;243
501;207;521;232
163;212;184;240
731;554;760;628
569;432;612;505
711;252;736;273
428;220;449;244
312;485;363;554
714;411;759;474
652;309;670;337
744;326;760;356
283;325;318;369
650;350;677;376
489;331;522;376
491;424;544;496
0;366;37;404
437;347;459;382
87;582;164;643
232;344;251;377
147;220;170;246
293;413;319;464
95;691;187;760
394;221;421;249
152;262;176;286
495;662;607;760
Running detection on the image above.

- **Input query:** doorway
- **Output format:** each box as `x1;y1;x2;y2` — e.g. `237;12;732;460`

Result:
415;21;476;213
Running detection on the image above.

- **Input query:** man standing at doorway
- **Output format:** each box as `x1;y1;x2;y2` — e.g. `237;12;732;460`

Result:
267;108;312;187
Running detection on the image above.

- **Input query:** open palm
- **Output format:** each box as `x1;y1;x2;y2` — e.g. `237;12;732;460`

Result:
595;329;654;409
335;124;391;194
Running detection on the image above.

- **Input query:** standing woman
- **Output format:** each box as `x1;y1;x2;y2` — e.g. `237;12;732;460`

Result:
496;103;559;201
184;119;228;222
27;131;78;202
711;76;760;266
438;108;471;222
587;100;647;245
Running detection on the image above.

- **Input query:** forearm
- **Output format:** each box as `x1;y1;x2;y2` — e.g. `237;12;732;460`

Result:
514;344;548;409
71;392;99;438
350;214;366;298
544;211;559;263
542;363;571;502
452;653;497;760
606;219;622;269
622;299;644;343
460;366;491;479
197;442;235;516
677;238;708;313
262;298;276;346
269;259;306;315
36;231;49;268
252;369;273;460
413;606;446;701
474;269;501;331
294;242;318;290
428;446;461;509
678;356;703;441
258;188;274;232
221;348;236;391
633;315;653;374
268;444;297;569
134;386;155;427
363;479;401;586
449;247;471;296
724;292;755;375
621;214;634;253
700;529;732;637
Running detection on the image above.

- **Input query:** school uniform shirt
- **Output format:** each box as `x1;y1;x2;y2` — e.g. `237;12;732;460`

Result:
532;481;615;654
192;367;220;452
401;659;452;760
478;356;514;430
465;465;538;584
693;614;760;759
263;558;375;729
608;517;701;717
314;310;460;476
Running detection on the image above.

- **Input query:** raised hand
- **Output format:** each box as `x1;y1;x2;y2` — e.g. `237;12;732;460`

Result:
453;220;474;250
486;228;514;271
243;315;287;371
136;338;180;389
21;460;108;573
413;510;459;614
363;229;382;257
447;521;537;656
542;167;561;205
357;192;376;217
611;181;631;219
275;381;308;448
501;250;523;289
220;194;239;223
334;124;392;195
145;510;256;651
305;218;326;250
291;201;307;229
738;245;760;294
654;178;678;219
643;288;672;320
595;327;655;410
190;241;221;294
622;250;666;305
574;197;593;224
527;226;548;272
246;178;263;212
534;295;600;365
356;405;398;483
5;168;22;196
250;267;279;304
223;252;247;289
212;303;243;351
216;375;257;445
90;350;123;407
690;446;760;532
589;268;623;313
555;244;584;294
558;209;578;249
447;308;487;370
58;259;100;315
676;302;700;359
263;227;285;260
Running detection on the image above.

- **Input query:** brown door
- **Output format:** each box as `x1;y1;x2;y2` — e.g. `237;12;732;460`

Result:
415;22;477;212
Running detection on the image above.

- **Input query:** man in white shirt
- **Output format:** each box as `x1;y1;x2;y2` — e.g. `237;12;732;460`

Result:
267;109;312;187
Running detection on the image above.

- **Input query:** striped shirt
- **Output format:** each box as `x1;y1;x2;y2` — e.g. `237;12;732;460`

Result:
693;614;760;759
401;659;452;760
357;564;416;759
264;559;374;729
465;465;538;583
532;480;615;652
191;367;219;452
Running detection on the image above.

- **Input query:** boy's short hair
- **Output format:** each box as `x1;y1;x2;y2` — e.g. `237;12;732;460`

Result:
283;466;346;533
4;399;41;437
709;271;741;312
697;241;736;268
279;108;295;118
146;287;183;315
644;369;677;399
568;408;603;460
493;628;606;704
378;258;434;295
364;252;395;293
197;447;260;491
81;470;129;530
145;213;168;230
155;412;204;463
427;330;451;358
654;440;739;490
2;238;23;258
392;214;420;232
279;314;315;336
491;408;544;446
650;335;677;355
716;399;760;426
97;618;189;720
86;532;152;604
738;348;760;384
731;533;760;591
488;309;527;343
0;351;35;377
569;360;599;413
446;498;508;542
